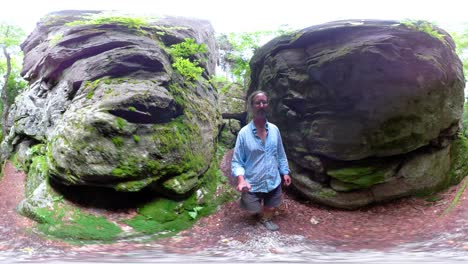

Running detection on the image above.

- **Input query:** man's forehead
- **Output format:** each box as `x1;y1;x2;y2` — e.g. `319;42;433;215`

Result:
253;93;268;100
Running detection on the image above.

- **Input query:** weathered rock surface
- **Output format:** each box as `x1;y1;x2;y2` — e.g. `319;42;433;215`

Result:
2;10;221;197
249;20;465;209
218;83;246;148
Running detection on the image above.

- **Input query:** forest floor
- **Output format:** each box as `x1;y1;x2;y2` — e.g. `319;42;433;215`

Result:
0;150;467;260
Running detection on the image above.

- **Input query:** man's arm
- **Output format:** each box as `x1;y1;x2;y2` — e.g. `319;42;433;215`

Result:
276;129;291;186
231;131;251;192
236;175;251;192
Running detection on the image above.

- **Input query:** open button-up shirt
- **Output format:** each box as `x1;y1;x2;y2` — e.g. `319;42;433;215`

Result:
231;121;290;193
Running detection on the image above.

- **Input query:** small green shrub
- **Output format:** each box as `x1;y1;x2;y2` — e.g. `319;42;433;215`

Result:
172;58;204;81
169;38;207;58
400;20;445;41
168;38;207;81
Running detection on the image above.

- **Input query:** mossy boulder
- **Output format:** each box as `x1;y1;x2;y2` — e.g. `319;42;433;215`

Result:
0;10;233;241
2;10;221;197
249;20;466;209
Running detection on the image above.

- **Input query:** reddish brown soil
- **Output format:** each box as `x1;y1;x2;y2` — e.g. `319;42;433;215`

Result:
162;150;468;252
0;150;467;255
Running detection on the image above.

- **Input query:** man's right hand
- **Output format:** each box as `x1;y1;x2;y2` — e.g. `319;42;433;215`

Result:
236;176;251;192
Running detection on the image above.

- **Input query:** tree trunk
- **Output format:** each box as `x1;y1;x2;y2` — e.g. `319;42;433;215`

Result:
1;46;11;141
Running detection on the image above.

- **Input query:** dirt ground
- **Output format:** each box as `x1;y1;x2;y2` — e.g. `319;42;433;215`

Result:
0;150;467;257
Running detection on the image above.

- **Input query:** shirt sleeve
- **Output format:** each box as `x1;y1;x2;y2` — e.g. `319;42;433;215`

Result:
276;129;290;175
231;132;246;177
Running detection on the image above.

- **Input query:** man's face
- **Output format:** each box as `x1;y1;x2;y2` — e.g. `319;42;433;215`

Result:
252;93;268;118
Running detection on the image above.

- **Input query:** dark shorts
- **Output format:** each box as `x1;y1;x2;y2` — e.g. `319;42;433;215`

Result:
240;185;282;214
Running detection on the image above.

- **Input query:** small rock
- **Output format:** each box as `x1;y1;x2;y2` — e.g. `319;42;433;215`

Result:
310;217;320;225
269;247;283;254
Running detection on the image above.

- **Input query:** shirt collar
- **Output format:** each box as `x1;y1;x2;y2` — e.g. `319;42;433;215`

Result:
249;120;269;133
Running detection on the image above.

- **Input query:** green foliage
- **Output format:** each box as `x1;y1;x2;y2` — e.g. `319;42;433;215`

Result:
463;102;468;137
327;165;387;188
448;135;468;185
188;206;203;219
111;136;124;147
65;15;149;31
217;25;293;85
125;164;236;237
0;24;25;48
168;38;207;81
168;38;207;58
451;26;468;79
400;20;445;41
0;59;27;106
1;23;26;138
209;75;232;94
83;79;101;99
172;58;204;81
49;33;63;46
116;117;126;130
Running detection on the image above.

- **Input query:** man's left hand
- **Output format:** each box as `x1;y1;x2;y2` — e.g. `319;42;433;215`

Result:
283;174;292;186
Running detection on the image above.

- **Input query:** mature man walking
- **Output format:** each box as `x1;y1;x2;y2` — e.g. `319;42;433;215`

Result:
231;90;291;231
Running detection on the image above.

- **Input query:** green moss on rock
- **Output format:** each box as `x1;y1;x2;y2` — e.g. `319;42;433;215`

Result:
327;165;387;188
448;135;468;185
35;204;121;241
125;165;235;236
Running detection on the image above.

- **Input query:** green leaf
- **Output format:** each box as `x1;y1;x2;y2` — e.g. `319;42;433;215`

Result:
188;211;197;219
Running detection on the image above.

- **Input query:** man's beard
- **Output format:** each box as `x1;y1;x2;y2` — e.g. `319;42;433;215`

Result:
254;110;267;119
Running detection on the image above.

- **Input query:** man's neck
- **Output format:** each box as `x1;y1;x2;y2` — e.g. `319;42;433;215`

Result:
253;117;266;129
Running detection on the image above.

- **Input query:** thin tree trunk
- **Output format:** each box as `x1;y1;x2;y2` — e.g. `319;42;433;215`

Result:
1;46;11;140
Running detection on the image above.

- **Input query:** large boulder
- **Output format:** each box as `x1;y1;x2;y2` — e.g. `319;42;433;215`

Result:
249;20;465;209
2;10;221;197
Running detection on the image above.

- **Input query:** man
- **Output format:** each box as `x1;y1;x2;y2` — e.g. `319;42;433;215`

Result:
231;90;291;231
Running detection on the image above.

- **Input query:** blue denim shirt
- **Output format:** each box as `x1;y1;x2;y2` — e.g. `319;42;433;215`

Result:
231;121;289;193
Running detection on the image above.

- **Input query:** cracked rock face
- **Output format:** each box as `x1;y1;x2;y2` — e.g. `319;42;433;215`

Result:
249;20;465;209
2;10;220;197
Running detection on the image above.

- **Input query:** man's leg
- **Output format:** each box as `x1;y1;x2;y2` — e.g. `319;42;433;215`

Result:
240;191;262;215
260;185;282;231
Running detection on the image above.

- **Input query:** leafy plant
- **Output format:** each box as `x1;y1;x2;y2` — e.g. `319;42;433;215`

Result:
169;38;207;59
168;38;207;81
188;206;203;219
172;58;204;81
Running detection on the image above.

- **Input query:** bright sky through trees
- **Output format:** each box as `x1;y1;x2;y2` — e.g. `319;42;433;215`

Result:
1;0;467;35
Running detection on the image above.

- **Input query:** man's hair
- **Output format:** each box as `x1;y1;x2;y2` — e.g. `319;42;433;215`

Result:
248;90;268;106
